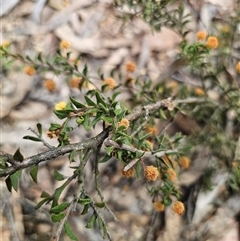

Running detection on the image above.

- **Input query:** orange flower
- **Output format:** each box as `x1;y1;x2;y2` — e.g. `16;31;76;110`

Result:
194;87;205;96
167;168;177;181
153;201;165;211
24;66;36;76
44;79;56;92
118;118;130;129
144;165;159;181
122;167;135;178
172;201;185;215
54;101;67;110
146;125;157;136
69;78;82;88
178;156;190;169
196;31;207;41
235;62;240;74
205;36;218;49
60;40;70;49
126;61;136;73
103;77;116;90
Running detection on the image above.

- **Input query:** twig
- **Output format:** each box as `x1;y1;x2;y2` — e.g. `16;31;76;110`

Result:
94;144;118;221
0;126;112;177
28;127;54;149
105;139;178;171
52;198;77;241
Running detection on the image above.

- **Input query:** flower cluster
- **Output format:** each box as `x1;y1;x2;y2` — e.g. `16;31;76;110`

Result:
196;30;207;41
122;167;135;178
60;40;71;49
153;201;165;211
103;77;116;90
167;168;177;181
118;118;130;129
46;130;60;139
144;165;159;181
205;36;218;49
172;201;185;215
54;101;67;110
24;66;36;76
126;61;136;73
195;31;218;49
178;156;190;169
44;79;56;92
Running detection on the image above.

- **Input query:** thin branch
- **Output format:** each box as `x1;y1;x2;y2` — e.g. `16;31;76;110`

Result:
94;144;118;221
105;139;178;171
28;127;54;149
0;126;112;177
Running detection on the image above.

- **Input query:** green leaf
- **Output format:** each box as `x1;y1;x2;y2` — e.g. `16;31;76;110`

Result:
101;115;113;123
78;198;91;205
30;165;38;183
163;196;172;206
97;216;104;230
37;52;43;62
105;146;114;156
41;191;51;198
5;176;12;192
50;202;70;214
23;136;41;142
51;213;65;223
69;96;86;108
81;203;90;215
159;109;167;120
54;170;65;181
36;123;42;135
49;123;61;131
95;91;107;107
52;181;69;207
64;221;78;241
112;91;121;101
84;95;96;107
90;112;103;127
82;64;88;77
82;114;90;131
69;150;76;163
135;161;142;178
99;154;111;163
53;109;72;119
94;202;105;208
86;214;97;229
35;197;49;209
13;148;24;162
6;170;22;192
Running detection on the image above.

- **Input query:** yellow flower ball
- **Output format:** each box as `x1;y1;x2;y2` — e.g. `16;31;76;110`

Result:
194;87;205;96
117;118;130;129
172;201;185;215
178;156;190;169
60;40;71;49
126;61;136;73
153;201;165;212
144;165;159;181
122;167;135;178
205;36;218;49
54;101;67;110
103;77;116;90
167;168;177;181
196;31;207;41
24;66;36;76
44;79;56;92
